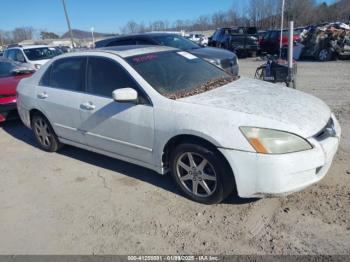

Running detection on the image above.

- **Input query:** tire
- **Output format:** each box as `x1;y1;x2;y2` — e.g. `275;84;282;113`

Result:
318;48;332;61
31;113;62;152
170;143;235;204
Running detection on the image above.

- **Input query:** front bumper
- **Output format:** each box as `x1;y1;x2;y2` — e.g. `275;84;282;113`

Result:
219;117;341;198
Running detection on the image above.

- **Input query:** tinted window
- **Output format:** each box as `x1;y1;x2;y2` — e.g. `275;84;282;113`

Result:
135;38;154;45
39;65;51;86
86;57;138;97
50;57;85;91
107;39;135;47
152;35;199;51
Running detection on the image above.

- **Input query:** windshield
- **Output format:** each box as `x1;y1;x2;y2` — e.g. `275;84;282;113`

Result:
23;47;57;61
0;61;15;77
153;35;200;51
127;51;237;99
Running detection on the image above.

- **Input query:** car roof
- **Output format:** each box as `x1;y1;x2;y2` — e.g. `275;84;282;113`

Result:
97;32;180;43
99;45;177;58
59;45;177;59
7;45;49;50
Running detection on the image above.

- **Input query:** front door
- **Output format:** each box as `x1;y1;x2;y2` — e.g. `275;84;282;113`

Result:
79;56;154;165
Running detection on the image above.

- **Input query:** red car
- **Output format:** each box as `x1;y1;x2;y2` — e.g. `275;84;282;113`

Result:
259;30;301;55
0;58;34;123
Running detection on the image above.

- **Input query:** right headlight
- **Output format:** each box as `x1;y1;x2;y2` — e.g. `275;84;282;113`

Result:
240;127;312;154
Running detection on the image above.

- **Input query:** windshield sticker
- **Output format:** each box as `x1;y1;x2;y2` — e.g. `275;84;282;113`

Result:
132;54;157;64
177;51;198;60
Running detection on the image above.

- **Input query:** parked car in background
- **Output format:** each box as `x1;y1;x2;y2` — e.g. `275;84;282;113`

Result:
0;58;34;122
187;33;203;44
209;27;259;57
95;33;239;76
3;45;59;70
259;29;301;55
56;45;71;53
187;34;208;46
17;46;340;204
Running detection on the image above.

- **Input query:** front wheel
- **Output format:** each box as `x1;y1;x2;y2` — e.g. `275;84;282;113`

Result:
31;113;62;152
170;143;235;204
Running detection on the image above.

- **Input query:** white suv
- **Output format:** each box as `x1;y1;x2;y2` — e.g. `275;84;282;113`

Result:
3;45;58;70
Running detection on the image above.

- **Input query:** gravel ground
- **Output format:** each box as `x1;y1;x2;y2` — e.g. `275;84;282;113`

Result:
0;58;349;255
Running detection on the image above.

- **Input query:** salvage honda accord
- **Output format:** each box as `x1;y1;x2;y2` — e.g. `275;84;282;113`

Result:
16;45;340;204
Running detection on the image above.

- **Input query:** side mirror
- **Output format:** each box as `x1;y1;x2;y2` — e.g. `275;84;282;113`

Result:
112;88;138;103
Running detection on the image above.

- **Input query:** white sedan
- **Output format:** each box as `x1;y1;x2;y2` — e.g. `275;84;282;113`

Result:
17;45;340;204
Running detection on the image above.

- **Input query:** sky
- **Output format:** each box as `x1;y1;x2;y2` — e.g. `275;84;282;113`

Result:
0;0;337;35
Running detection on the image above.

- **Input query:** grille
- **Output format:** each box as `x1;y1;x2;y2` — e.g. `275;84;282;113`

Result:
314;118;336;141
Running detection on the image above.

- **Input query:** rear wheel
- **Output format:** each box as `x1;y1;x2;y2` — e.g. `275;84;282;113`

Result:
170;143;235;204
31;113;62;152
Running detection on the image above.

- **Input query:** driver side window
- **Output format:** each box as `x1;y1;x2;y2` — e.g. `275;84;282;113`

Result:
86;57;148;104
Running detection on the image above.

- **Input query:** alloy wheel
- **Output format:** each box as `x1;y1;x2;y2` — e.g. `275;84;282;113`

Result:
176;152;217;197
34;118;52;147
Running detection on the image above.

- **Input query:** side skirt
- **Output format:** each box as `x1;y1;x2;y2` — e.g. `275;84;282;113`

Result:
58;137;165;175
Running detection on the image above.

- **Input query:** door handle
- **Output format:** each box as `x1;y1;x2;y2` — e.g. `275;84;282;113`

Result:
81;102;95;111
37;92;48;99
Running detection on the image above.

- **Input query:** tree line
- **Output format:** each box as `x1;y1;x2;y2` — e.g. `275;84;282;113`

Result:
120;0;350;34
1;0;349;45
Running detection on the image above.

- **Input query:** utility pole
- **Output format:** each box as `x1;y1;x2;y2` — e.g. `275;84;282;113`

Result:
279;0;285;58
0;32;4;48
287;21;295;88
91;27;95;48
61;0;75;49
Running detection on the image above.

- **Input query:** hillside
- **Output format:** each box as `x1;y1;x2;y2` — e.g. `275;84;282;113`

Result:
61;29;115;39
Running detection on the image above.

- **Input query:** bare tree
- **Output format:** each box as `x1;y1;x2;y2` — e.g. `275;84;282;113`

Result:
12;27;34;42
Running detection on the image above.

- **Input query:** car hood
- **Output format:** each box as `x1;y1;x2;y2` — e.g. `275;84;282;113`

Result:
179;77;331;138
189;46;236;60
0;74;32;95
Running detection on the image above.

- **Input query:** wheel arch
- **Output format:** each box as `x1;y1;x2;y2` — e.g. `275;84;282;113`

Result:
29;108;52;128
161;134;234;177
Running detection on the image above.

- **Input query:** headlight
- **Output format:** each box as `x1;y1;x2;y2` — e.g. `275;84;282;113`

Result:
34;64;41;69
240;127;312;154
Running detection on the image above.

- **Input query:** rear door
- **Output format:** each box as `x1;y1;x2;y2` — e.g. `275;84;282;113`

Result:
35;56;86;144
79;56;154;164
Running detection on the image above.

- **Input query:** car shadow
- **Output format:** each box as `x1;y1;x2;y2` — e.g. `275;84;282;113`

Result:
1;120;258;206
